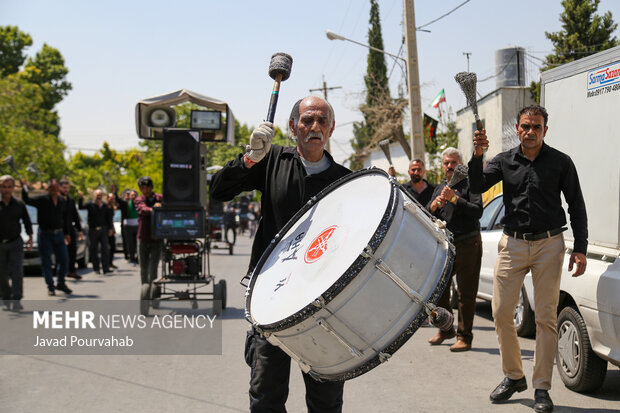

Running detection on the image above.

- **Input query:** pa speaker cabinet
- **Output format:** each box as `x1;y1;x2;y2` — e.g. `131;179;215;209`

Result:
163;129;206;208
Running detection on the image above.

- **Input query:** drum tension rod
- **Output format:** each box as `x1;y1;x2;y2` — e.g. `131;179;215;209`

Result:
361;246;437;316
317;318;363;358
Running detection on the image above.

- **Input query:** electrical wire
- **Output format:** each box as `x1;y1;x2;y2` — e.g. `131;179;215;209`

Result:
416;0;472;30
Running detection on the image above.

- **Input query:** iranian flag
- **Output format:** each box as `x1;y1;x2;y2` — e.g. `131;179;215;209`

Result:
431;89;446;108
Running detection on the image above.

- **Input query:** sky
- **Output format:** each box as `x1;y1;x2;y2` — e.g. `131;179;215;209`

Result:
2;0;620;166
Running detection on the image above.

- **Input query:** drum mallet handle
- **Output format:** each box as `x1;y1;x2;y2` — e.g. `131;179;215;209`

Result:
266;53;293;123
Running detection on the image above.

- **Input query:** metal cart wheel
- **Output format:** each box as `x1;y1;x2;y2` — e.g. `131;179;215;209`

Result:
140;283;151;316
191;300;198;310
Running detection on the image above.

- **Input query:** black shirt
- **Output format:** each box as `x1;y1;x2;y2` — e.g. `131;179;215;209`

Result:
428;178;482;238
65;195;83;232
402;179;435;207
468;142;588;254
0;197;33;241
210;145;351;269
78;198;113;230
22;188;71;234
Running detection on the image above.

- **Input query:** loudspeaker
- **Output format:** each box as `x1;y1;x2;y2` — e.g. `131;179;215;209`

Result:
163;129;206;208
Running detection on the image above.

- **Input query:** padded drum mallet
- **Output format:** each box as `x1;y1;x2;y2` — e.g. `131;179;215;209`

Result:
378;139;393;168
455;71;487;153
266;52;293;123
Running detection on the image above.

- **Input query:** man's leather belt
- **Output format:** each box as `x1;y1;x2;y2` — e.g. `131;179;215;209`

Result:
94;226;103;230
504;227;566;241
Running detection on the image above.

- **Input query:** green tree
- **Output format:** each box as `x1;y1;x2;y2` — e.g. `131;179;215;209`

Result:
20;43;72;111
0;26;32;77
348;0;391;170
530;0;618;101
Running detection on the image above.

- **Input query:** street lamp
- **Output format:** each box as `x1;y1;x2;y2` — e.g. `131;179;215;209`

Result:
326;30;407;64
326;29;423;161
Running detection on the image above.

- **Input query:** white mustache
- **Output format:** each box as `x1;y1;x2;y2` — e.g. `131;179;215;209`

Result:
304;131;324;142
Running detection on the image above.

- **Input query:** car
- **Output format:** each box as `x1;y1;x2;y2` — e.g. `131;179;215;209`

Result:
477;194;620;392
22;205;89;269
113;209;123;252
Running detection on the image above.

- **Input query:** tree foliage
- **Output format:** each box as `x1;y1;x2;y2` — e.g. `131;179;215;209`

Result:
530;0;618;101
0;26;32;77
0;26;71;181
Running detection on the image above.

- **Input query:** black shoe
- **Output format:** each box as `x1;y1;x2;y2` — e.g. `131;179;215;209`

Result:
11;301;23;312
490;376;527;402
110;264;118;269
67;273;82;280
102;269;114;274
48;289;56;296
534;389;553;412
56;284;73;295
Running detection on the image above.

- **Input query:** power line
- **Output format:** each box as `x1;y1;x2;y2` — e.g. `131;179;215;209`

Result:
416;0;472;30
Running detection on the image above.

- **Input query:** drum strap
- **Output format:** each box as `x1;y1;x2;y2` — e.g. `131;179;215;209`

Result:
361;246;437;316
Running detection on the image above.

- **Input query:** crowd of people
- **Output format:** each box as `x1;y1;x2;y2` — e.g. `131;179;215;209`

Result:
210;98;587;413
1;97;587;413
0;176;160;302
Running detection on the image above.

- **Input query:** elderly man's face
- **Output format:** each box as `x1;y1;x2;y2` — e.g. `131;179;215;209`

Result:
442;154;461;182
290;96;334;161
0;180;14;198
94;190;103;201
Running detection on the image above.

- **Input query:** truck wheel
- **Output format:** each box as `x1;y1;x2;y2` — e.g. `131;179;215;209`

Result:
140;283;151;316
515;286;536;337
556;306;607;392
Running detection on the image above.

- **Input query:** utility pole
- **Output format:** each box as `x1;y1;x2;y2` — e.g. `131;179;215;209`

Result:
309;75;342;152
403;0;424;160
463;52;472;71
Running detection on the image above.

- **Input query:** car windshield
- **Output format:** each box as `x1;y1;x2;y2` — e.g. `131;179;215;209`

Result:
479;195;503;230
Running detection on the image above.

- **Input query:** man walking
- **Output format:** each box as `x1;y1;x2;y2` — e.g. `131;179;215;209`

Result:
78;189;114;274
211;95;350;413
427;147;483;352
59;179;83;279
0;175;33;311
22;178;73;296
134;177;163;286
469;105;587;413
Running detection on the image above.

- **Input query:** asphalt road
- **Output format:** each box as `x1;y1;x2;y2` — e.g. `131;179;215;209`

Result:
2;234;619;412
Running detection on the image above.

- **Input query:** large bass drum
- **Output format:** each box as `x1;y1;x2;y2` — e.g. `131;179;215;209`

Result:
245;168;454;381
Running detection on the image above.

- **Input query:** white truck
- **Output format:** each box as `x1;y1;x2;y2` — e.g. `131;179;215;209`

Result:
538;45;620;392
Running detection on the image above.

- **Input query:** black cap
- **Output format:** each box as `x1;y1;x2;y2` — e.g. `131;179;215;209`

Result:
137;176;153;187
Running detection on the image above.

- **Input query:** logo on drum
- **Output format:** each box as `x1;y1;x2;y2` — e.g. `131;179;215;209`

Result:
304;225;338;264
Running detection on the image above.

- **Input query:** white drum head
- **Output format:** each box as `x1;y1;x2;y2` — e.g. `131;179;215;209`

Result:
250;173;392;326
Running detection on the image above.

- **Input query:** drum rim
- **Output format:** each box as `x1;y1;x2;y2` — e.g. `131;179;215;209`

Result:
245;168;399;331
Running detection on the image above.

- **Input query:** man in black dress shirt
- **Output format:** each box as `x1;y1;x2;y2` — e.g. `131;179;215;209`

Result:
469;105;587;413
78;189;114;274
59;179;83;279
427;147;483;352
211;95;350;413
388;158;435;206
0;175;33;311
22;178;73;296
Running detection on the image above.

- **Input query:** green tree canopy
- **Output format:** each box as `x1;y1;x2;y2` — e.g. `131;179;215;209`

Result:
530;0;618;101
0;26;32;77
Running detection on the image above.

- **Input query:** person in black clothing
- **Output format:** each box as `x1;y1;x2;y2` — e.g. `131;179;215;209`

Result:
210;95;350;413
111;184;130;261
469;105;587;413
388;158;435;206
106;192;118;269
22;178;73;296
78;189;114;274
59;179;84;280
426;147;483;352
0;175;33;311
